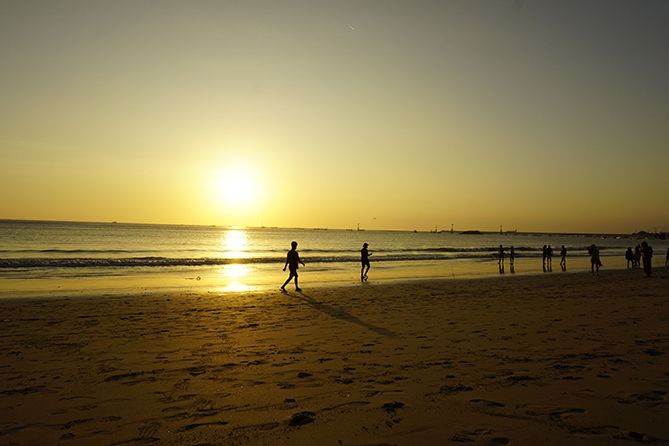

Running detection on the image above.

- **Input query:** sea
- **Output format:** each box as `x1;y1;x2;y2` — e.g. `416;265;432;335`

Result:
1;220;667;298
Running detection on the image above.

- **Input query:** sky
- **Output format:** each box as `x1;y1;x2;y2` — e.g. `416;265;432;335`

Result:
1;0;668;233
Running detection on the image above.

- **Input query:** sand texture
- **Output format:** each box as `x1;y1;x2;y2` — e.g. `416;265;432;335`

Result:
1;269;668;445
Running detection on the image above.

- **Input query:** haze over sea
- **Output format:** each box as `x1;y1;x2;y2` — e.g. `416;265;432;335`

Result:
2;220;666;298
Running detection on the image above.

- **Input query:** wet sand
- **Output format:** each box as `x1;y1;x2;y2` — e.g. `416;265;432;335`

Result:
1;268;668;445
0;255;629;299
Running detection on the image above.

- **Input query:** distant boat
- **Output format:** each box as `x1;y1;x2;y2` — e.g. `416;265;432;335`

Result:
460;230;482;235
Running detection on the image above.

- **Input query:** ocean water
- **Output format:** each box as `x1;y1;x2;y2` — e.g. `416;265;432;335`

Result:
1;220;667;297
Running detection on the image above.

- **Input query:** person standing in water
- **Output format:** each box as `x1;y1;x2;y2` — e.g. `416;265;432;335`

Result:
589;244;601;276
281;241;305;292
625;247;634;269
361;242;371;281
640;241;653;277
497;245;505;273
559;245;567;270
634;245;641;268
546;245;553;271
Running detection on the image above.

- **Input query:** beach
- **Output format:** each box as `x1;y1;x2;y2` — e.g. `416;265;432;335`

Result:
1;268;668;445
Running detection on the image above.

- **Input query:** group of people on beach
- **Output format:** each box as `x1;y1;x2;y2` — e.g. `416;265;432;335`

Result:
281;241;372;291
624;243;665;274
624;242;661;277
497;244;568;273
498;242;663;277
282;241;667;291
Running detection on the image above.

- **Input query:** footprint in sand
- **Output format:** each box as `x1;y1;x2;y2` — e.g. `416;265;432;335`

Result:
177;420;229;432
618;390;666;403
470;399;505;408
616;431;661;443
174;379;190;390
382;401;404;412
138;421;161;438
288;411;316;426
548;407;586;421
569;425;620;437
440;384;473;395
451;428;493;443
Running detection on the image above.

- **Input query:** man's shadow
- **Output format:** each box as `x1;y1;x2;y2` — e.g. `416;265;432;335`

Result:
290;291;396;338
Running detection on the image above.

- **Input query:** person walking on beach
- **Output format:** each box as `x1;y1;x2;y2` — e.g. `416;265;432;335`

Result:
542;245;547;272
498;245;505;266
281;241;305;292
640;241;653;277
361;242;371;281
589;244;601;275
546;245;553;271
625;247;634;269
559;245;567;270
665;248;669;267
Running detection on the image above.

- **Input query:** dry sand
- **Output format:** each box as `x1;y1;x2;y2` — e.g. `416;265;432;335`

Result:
1;268;668;445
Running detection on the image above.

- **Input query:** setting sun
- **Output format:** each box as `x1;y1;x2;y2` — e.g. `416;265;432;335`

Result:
213;167;260;211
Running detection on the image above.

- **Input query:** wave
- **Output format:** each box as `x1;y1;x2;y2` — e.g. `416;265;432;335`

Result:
0;249;623;269
0;248;169;254
0;244;624;256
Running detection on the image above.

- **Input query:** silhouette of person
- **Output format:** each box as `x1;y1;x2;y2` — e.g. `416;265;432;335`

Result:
546;245;553;271
497;245;505;273
666;247;669;267
361;242;371;281
634;244;641;268
589;244;601;275
559;245;567;270
625;247;634;269
281;241;305;292
541;245;547;272
640;241;653;277
509;246;515;266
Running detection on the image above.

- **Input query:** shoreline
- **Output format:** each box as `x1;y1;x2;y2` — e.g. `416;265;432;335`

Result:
0;255;654;300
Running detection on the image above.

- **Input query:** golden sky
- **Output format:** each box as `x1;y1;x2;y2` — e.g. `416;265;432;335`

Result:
1;1;668;233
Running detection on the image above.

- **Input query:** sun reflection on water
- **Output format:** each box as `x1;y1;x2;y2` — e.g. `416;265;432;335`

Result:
217;253;253;292
222;263;248;278
221;229;249;259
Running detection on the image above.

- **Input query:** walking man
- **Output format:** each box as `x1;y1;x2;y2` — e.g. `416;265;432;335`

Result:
361;242;371;281
281;241;305;292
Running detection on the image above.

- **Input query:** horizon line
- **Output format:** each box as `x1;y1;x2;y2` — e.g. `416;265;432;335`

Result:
0;218;665;238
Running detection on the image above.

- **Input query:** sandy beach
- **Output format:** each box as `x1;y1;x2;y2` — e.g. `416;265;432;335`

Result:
1;268;668;445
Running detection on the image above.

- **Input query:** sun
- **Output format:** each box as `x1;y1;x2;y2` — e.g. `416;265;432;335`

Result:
214;167;260;211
